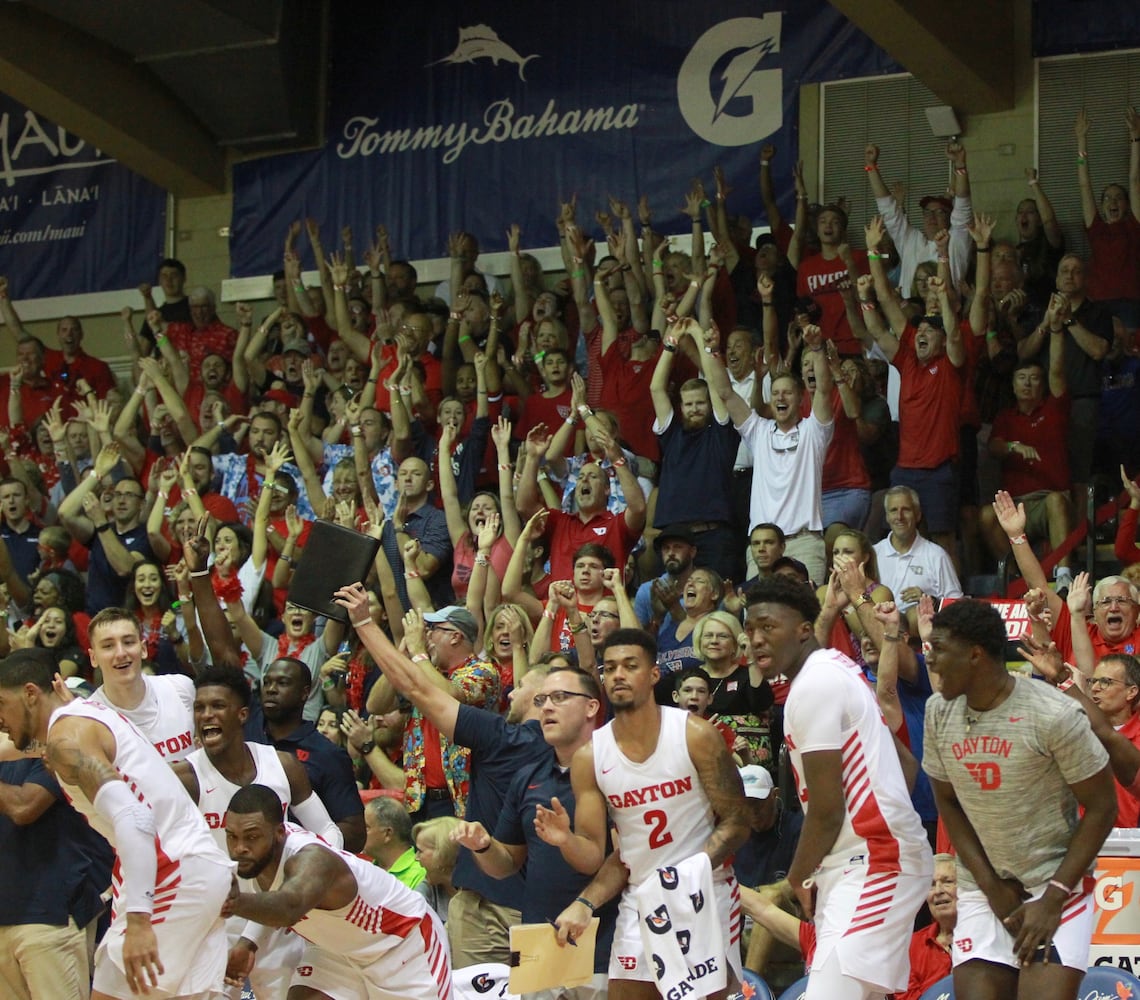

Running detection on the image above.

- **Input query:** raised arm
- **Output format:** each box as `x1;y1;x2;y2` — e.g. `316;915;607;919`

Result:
1075;110;1097;228
1129;108;1140;222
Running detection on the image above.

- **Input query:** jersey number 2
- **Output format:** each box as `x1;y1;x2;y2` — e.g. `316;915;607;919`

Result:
645;809;673;849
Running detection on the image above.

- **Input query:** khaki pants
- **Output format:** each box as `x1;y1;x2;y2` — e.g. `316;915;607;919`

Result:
447;888;521;969
0;918;90;1000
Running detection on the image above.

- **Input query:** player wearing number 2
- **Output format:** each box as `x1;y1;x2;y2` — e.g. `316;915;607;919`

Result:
535;627;750;1000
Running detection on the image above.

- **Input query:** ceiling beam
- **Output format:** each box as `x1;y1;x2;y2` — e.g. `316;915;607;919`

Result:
830;0;1016;114
0;5;225;196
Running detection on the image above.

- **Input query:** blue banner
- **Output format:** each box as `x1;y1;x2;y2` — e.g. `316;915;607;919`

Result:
231;0;896;276
1033;0;1140;56
0;95;166;298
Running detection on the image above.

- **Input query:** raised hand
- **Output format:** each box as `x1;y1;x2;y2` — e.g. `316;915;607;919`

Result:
184;515;213;572
864;215;885;252
520;508;549;539
946;140;967;168
93;442;123;479
1075;109;1090;143
864;143;880;168
1066;571;1092;618
476;512;500;554
991;490;1027;540
525;423;552;459
490;415;512;453
451;820;493;853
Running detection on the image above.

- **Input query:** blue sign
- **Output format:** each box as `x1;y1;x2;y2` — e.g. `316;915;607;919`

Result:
231;0;896;276
0;94;165;297
1033;0;1140;56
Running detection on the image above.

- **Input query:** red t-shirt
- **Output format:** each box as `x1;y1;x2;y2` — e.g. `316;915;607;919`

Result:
795;249;868;356
803;388;869;492
990;394;1071;497
551;600;596;653
892;326;963;469
584;323;637;409
167;320;238;371
598;341;661;462
544;508;638;583
372;346;443;413
1112;713;1140;827
1086;214;1140;302
1052;602;1140;664
184;381;249;424
515;388;574;442
0;376;55;429
43;348;116;400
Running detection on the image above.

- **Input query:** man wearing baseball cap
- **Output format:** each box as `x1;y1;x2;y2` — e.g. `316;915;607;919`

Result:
733;765;803;891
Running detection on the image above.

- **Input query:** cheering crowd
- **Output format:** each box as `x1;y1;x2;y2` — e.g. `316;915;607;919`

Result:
2;108;1140;1000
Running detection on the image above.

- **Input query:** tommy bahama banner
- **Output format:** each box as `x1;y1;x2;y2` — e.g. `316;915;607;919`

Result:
230;0;897;273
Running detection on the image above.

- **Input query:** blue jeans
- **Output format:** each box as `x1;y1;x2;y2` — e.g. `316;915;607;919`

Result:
822;488;872;532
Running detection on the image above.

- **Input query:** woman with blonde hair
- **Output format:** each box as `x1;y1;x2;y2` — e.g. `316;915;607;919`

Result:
412;816;462;924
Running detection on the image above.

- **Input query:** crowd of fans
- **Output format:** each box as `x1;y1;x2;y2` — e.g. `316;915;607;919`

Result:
4;107;1140;999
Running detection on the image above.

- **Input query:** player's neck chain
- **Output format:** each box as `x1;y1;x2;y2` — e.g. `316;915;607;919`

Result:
965;675;1014;731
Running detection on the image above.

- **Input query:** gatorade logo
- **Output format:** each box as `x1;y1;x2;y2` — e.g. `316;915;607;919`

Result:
677;15;783;146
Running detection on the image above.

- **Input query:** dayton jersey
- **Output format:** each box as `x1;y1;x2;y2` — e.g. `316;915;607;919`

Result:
263;827;446;973
593;706;718;886
784;648;931;875
48;699;231;915
91;673;195;762
187;742;291;847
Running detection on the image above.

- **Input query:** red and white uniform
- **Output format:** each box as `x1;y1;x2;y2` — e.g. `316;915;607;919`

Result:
593;707;742;983
91;673;195;762
48;698;232;997
784;648;933;994
186;744;300;1000
262;826;452;1000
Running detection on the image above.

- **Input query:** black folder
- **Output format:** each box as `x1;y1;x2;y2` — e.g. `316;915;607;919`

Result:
287;520;381;623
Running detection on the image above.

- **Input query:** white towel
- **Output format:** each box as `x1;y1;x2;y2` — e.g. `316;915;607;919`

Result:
634;852;726;1000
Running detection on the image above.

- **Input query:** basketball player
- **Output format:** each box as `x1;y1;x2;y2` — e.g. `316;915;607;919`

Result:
173;663;341;999
0;647;232;999
223;783;452;1000
925;600;1115;1000
743;576;933;1000
88;607;196;762
536;627;750;1000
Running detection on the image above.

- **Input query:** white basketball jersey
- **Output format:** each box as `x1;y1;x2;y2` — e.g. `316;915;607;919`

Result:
784;648;932;875
48;699;230;891
262;826;433;964
91;673;196;762
593;706;717;886
187;742;291;848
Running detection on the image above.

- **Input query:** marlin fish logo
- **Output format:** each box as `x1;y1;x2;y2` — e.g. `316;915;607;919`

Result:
428;25;539;81
713;37;777;122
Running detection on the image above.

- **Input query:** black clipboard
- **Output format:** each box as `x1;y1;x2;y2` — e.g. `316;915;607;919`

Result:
286;520;381;623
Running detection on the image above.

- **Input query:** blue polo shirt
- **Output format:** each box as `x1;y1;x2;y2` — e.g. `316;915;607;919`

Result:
0;757;113;927
0;520;40;590
85;524;154;614
653;411;739;527
245;714;364;827
452;706;548;909
495;754;617;974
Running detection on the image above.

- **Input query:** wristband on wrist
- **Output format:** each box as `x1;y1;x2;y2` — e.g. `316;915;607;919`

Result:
612;456;628;467
954;166;968;176
95;522;112;533
475;553;490;567
183;488;198;497
189;568;210;577
860;301;877;312
497;462;511;472
474;842;492;854
1048;878;1072;895
575;896;596;913
864;164;879;172
571;268;586;279
1009;533;1028;545
411;652;431;664
986;330;999;341
405;569;421;579
157;490;168;500
458;334;472;344
1076;155;1087;165
543;609;556;621
867;251;882;259
882;633;902;642
651;258;664;267
351;618;372;629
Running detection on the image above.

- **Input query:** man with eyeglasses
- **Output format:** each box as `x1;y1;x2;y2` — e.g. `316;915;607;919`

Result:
1083;653;1140;826
58;444;154;614
996;491;1140;665
454;667;619;999
339;582;552;968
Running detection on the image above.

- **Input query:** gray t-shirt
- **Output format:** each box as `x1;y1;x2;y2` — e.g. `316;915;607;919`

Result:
923;676;1108;890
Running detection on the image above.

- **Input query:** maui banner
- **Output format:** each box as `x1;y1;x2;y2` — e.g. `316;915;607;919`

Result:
230;0;897;275
0;93;165;297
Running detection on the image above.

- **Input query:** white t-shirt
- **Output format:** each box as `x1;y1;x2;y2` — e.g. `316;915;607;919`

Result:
91;673;196;762
784;648;932;876
738;411;833;533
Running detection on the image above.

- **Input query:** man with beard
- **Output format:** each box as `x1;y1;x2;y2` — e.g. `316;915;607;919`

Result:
537;627;751;1000
634;527;699;645
174;664;340;1000
341;580;549;968
223;783;451;1000
924;600;1114;999
183;349;248;424
198;409;313;520
650;316;742;580
0;648;233;999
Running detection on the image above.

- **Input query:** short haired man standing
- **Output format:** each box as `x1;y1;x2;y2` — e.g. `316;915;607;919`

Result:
924;600;1115;997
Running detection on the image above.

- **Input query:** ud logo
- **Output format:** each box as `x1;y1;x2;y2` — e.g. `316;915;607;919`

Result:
676;929;692;955
955;938;973;954
617;955;638;971
964;761;1002;791
690;890;705;912
297;965;314;976
659;866;679;890
645;905;673;934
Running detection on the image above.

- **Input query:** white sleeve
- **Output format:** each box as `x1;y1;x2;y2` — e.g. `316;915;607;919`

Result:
938;550;964;599
292;793;344;849
93;780;158;914
786;663;846;753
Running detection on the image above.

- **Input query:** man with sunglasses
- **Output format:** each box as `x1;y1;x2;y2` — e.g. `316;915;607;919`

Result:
339;582;551;968
453;667;619;998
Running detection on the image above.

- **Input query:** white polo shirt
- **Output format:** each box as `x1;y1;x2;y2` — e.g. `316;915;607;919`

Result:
738;411;833;534
873;532;963;612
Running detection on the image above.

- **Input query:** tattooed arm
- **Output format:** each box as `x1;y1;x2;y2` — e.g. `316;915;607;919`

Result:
688;714;751;868
229;843;356;926
46;715;166;995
